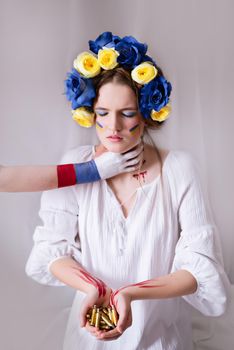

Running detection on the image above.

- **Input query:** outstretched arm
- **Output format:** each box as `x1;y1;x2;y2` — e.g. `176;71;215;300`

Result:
111;270;197;305
0;165;58;192
0;143;143;192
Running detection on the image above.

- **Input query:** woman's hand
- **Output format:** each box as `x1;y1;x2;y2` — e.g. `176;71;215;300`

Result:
80;285;113;337
95;288;132;341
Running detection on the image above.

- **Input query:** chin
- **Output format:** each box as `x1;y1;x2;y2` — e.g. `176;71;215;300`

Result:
103;141;138;153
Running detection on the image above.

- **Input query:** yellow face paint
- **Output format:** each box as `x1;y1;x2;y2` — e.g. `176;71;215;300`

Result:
96;120;104;131
129;123;140;135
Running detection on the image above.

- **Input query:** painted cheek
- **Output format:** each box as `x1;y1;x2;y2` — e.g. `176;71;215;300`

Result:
128;123;140;136
96;120;105;131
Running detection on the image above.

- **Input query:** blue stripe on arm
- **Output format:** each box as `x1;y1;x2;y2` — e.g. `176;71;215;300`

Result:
74;160;101;184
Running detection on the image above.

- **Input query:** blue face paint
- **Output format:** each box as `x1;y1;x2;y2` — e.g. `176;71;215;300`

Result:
129;124;140;133
96;120;104;130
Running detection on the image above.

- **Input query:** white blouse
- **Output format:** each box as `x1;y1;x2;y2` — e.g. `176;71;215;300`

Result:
26;145;230;350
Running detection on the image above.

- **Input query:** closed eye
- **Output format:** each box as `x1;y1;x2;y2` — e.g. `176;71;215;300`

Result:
95;110;108;117
122;112;137;118
95;110;138;118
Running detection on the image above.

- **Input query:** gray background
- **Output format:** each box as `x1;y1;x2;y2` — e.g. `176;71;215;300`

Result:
0;0;234;349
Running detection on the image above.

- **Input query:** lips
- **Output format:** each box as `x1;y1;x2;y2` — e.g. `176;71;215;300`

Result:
107;135;123;140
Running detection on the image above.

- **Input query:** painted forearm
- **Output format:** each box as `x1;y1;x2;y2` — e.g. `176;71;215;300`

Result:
111;270;197;305
0;162;100;192
49;256;107;296
57;161;100;187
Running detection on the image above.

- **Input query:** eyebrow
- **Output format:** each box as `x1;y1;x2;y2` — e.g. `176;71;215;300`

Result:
94;107;138;111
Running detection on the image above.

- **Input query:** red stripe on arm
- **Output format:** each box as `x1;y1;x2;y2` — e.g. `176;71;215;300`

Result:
57;164;77;188
71;267;107;298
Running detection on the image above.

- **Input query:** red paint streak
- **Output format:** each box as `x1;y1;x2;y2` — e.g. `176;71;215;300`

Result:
110;287;125;307
132;170;147;181
71;267;106;298
139;285;161;288
110;279;165;306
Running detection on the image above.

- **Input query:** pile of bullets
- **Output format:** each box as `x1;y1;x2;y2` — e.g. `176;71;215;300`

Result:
86;305;119;330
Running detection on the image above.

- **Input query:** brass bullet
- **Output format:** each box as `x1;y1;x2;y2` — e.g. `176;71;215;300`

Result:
87;305;119;329
90;305;97;326
95;308;100;328
112;307;118;326
108;307;113;321
102;308;109;315
100;311;115;328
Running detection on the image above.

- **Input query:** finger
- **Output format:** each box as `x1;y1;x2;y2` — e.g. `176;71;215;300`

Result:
80;303;93;327
125;312;132;328
122;144;144;160
97;328;121;340
122;144;144;156
85;322;101;336
80;307;88;327
125;157;142;167
97;335;121;341
124;165;140;173
116;310;129;333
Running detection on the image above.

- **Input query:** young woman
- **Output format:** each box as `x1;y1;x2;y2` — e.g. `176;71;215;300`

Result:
26;32;229;349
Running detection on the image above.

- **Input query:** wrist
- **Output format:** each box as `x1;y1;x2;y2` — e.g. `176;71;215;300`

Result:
86;283;97;295
121;287;134;302
113;287;133;305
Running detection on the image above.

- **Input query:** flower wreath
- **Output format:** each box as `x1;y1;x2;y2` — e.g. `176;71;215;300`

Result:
65;31;172;128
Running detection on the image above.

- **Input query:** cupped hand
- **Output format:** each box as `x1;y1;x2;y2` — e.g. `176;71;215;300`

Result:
95;289;132;341
79;285;112;331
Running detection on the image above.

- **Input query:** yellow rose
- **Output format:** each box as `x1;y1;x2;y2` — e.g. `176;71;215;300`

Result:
98;48;119;70
73;52;101;78
151;104;171;122
131;62;157;84
72;107;95;128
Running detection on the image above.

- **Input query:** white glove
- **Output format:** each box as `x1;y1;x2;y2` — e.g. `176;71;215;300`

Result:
94;142;144;180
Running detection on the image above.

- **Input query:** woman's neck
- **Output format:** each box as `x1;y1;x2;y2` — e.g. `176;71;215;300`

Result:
95;143;162;187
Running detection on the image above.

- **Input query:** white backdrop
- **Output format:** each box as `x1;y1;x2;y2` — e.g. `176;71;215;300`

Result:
0;0;234;349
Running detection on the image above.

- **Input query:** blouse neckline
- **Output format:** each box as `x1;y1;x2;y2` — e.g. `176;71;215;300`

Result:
92;146;172;221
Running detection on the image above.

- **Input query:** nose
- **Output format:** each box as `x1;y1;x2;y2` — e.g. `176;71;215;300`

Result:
107;112;122;132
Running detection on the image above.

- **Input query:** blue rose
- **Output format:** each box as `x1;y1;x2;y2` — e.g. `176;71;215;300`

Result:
139;76;172;119
115;36;148;69
89;31;121;54
65;69;96;109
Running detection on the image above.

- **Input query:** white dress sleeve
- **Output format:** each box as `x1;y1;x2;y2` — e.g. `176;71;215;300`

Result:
171;152;230;316
25;153;82;287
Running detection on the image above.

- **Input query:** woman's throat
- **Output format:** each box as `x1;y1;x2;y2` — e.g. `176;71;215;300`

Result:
132;159;147;182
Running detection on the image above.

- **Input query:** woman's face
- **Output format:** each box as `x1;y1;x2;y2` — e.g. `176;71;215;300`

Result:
94;82;145;153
